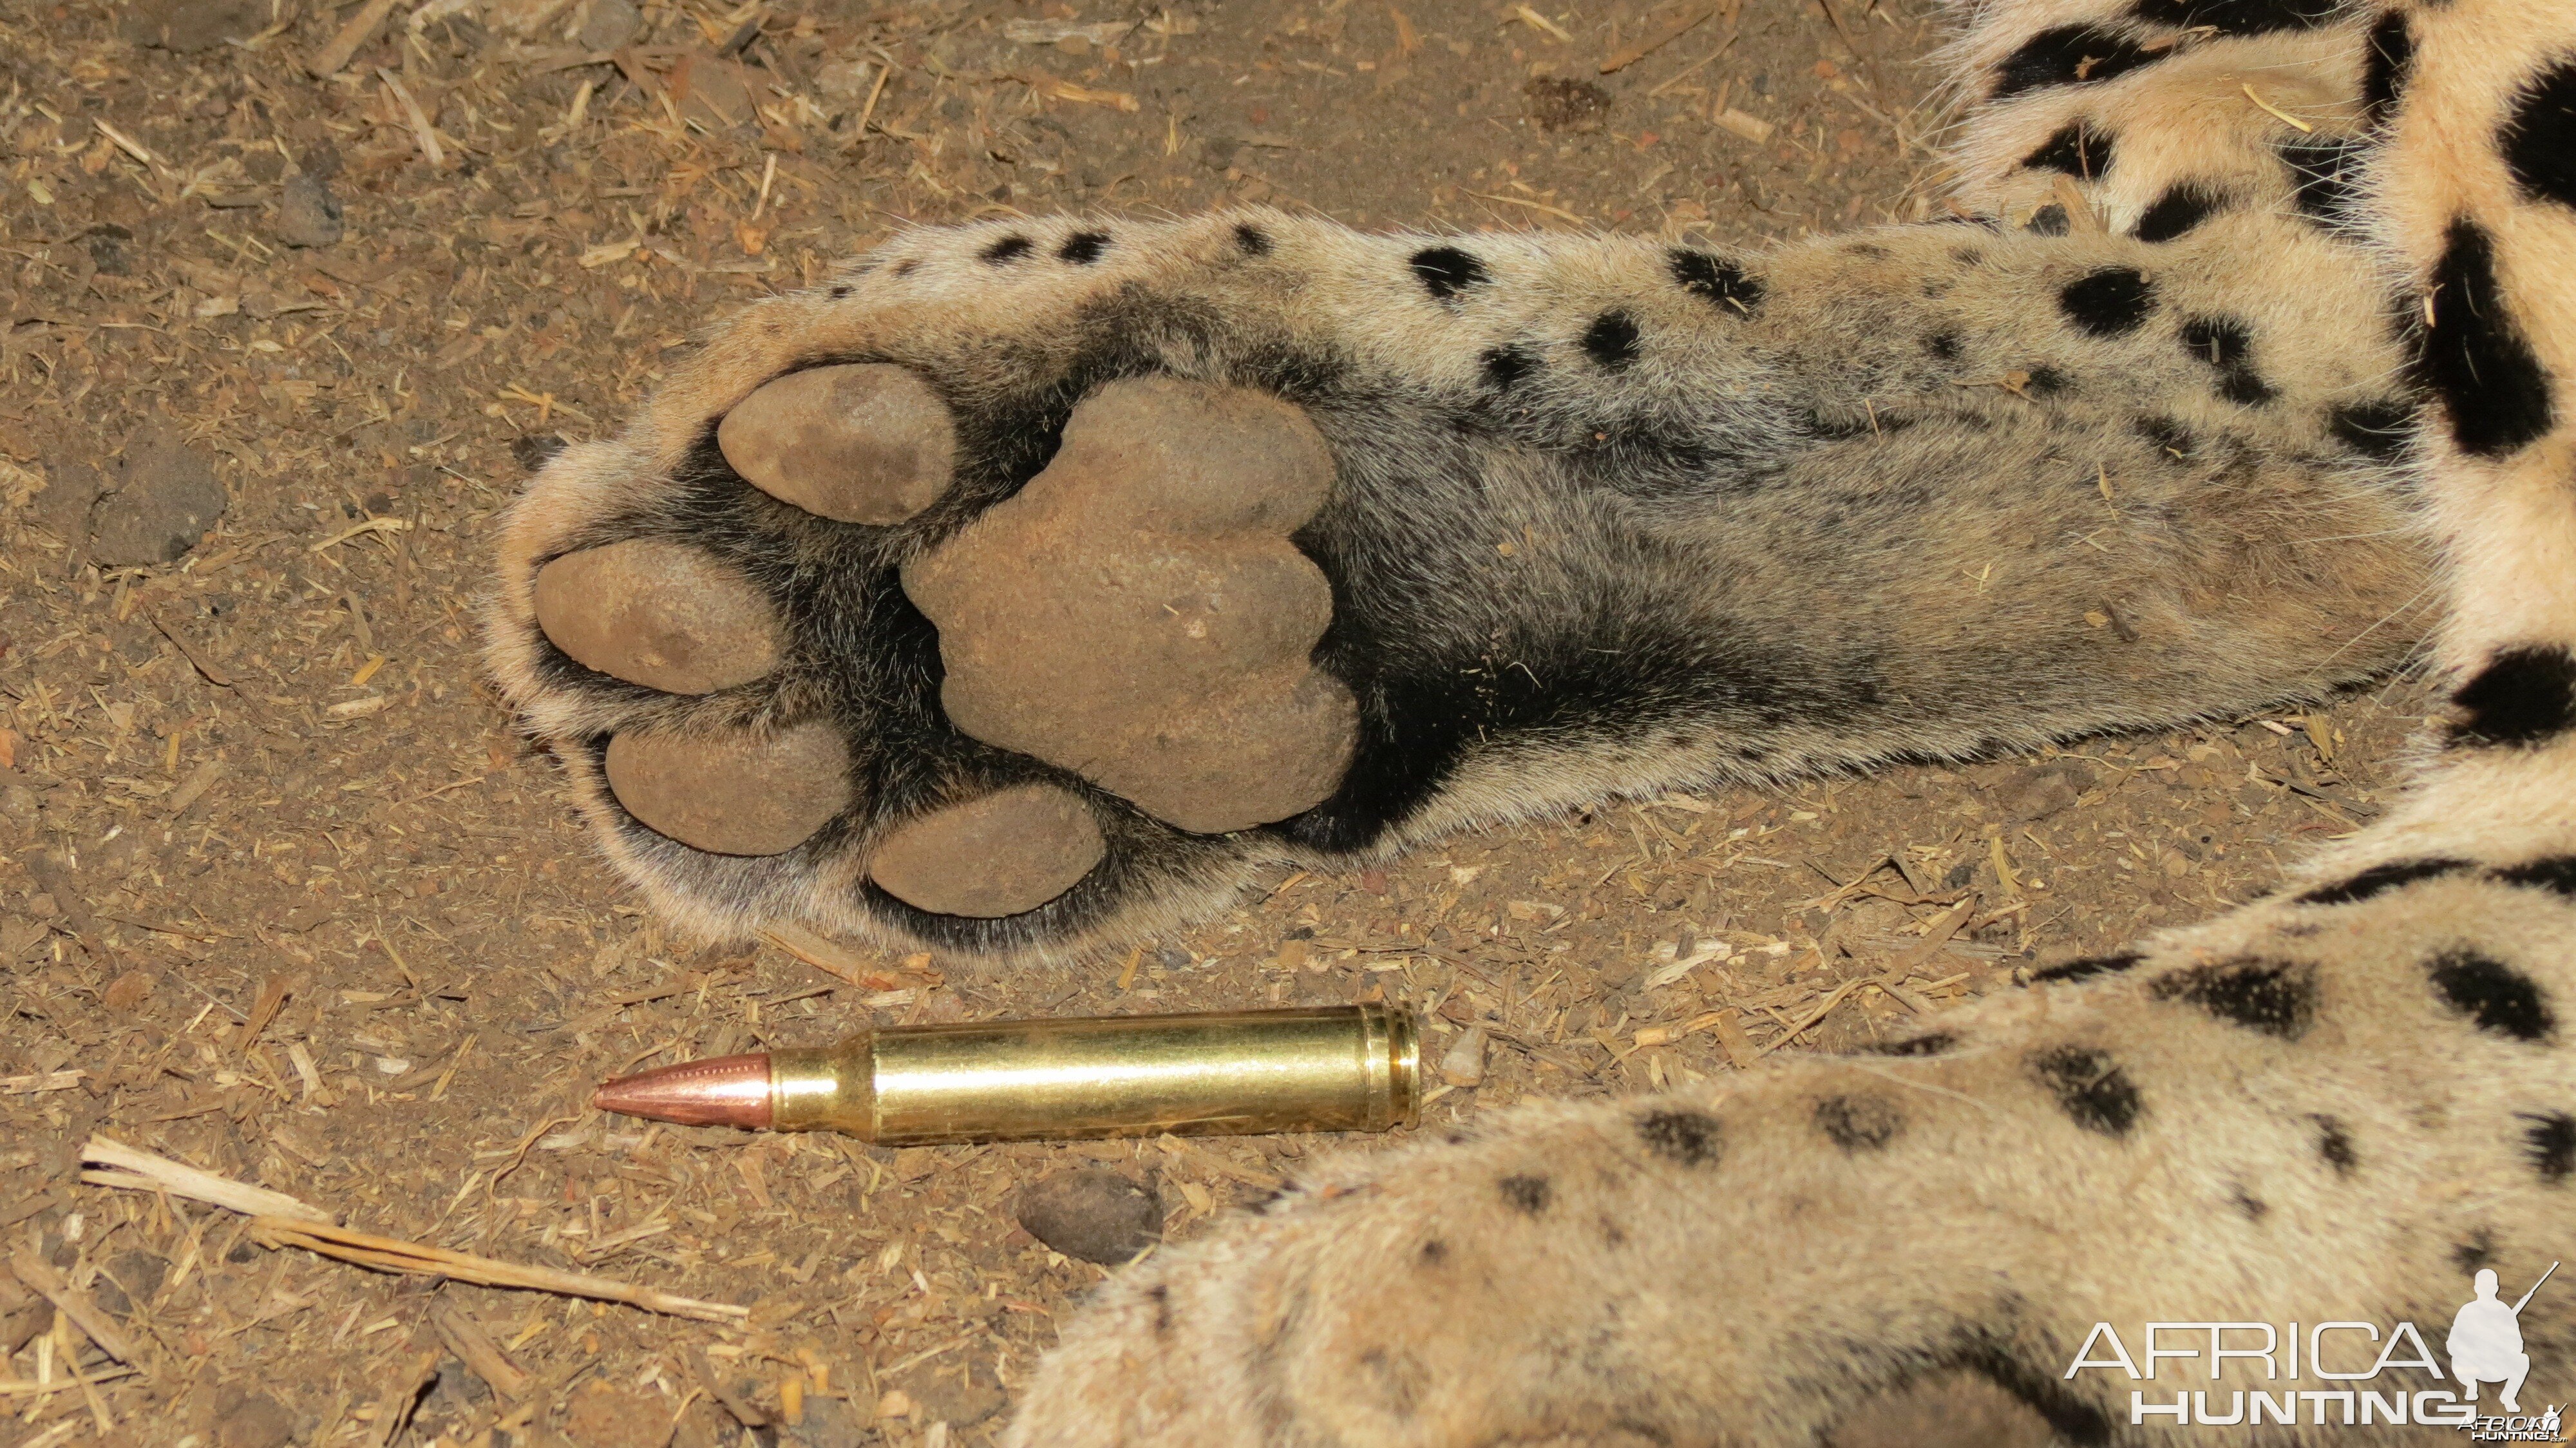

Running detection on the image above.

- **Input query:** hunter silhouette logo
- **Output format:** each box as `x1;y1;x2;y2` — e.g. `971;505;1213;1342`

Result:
2454;1263;2557;1414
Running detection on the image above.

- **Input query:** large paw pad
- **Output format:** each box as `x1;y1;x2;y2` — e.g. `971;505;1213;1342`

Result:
902;378;1358;835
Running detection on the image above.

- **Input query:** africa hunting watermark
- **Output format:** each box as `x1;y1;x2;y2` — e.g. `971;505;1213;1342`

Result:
2061;1264;2562;1439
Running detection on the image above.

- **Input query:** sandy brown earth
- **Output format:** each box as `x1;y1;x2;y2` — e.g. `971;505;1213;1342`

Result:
0;0;2432;1445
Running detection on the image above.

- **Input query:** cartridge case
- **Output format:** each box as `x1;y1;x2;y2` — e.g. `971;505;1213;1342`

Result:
769;1004;1419;1144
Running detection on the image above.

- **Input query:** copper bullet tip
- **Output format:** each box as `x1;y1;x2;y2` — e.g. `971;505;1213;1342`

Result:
592;1053;773;1129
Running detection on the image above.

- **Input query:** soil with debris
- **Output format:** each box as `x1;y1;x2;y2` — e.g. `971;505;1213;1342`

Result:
0;1;2428;1445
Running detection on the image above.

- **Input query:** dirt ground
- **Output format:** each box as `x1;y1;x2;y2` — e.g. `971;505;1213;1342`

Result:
0;0;2434;1444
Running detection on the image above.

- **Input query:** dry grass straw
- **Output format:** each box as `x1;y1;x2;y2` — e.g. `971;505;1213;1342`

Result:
77;1137;748;1323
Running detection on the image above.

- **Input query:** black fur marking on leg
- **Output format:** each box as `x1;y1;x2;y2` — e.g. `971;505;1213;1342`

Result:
2031;952;2143;984
1057;231;1111;265
1870;1032;1958;1057
2447;645;2576;748
2148;957;2318;1040
2130;0;2336;33
2313;1114;2358;1176
1926;329;1962;361
981;234;1034;264
2327;398;2416;461
2023;122;2114;179
2179;316;2274;405
1480;345;1537;389
2502;61;2576;209
893;257;920;277
828;283;851;298
2135;183;2223;242
2031;1046;2142;1137
1637;1109;1722;1166
2230;1187;2269;1222
1409;245;1489;301
2360;12;2414;130
2454;1229;2497;1272
2058;268;2157;336
1582;311;1642;370
2025;203;2072;236
2135;414;2193;457
1815;1095;1903;1152
1667;248;1765;313
2295;857;2472;906
1148;1283;1173;1335
2026;365;2070;397
1233;222;1272;256
2282;137;2368;228
2428;948;2557;1043
1499;1174;1553;1215
1949;1330;2117;1447
2410;219;2555;457
1991;25;2161;99
2524;1113;2576;1183
1417;1239;1448;1267
2494;856;2576;897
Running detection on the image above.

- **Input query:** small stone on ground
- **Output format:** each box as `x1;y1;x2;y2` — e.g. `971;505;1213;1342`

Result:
276;173;345;248
1016;1167;1163;1264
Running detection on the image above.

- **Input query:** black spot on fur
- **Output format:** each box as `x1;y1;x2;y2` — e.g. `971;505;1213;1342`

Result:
2314;1114;2358;1176
2327;398;2415;461
1582;311;1640;370
2134;183;2222;242
1410;245;1488;301
2502;60;2576;209
1417;1238;1448;1267
1871;1032;1957;1057
2031;951;2143;984
2059;267;2157;336
981;234;1034;264
2448;645;2576;748
2525;1113;2576;1183
2282;137;2368;227
1991;25;2162;99
1815;1095;1903;1151
1480;345;1537;388
1638;1109;1721;1166
2410;219;2555;456
2230;1187;2268;1221
1148;1283;1173;1335
2179;316;2273;405
1597;1214;1628;1248
2297;857;2470;906
2130;0;2338;33
1926;330;1962;361
2032;1046;2142;1137
2454;1230;2496;1272
1058;231;1110;265
2148;957;2318;1040
2024;203;2071;236
2494;856;2576;897
1233;222;1271;256
828;283;851;298
2026;365;2070;397
2360;12;2414;130
2135;414;2193;457
892;257;919;277
1499;1174;1552;1215
1667;248;1765;313
2023;122;2114;180
2429;949;2555;1042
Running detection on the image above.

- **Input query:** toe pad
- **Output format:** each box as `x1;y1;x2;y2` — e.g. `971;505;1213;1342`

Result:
534;539;781;695
717;363;956;526
869;783;1105;917
605;722;850;856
